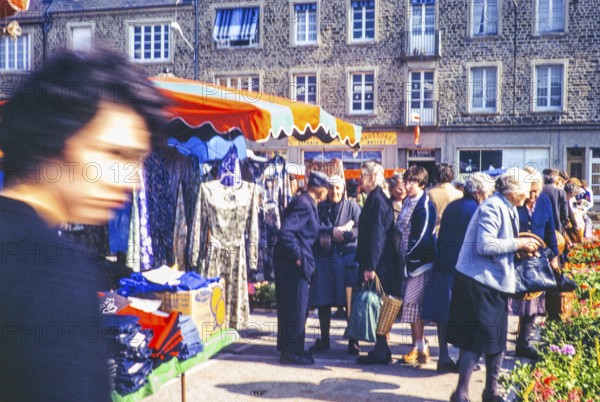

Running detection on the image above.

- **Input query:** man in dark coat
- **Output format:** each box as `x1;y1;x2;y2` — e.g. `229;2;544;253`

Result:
274;171;329;365
354;162;399;364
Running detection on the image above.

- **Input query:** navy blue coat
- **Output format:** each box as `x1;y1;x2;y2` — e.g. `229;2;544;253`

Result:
355;187;400;295
317;198;361;256
275;191;320;281
517;192;559;257
433;196;479;275
404;192;437;277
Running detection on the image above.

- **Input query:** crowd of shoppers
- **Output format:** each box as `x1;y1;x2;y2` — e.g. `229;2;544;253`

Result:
274;160;594;401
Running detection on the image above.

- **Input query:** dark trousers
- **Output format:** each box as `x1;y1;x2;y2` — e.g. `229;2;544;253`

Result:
275;259;309;354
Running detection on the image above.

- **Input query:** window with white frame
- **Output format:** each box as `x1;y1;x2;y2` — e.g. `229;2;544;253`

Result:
409;71;435;125
131;24;170;62
536;0;564;33
213;7;260;48
350;72;375;113
472;0;498;36
535;64;563;110
215;75;260;92
294;3;317;45
0;34;30;71
410;0;436;55
350;1;375;42
469;66;497;112
292;74;317;104
70;25;93;51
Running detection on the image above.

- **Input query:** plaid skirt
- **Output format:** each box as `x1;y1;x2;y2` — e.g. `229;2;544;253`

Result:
399;270;431;323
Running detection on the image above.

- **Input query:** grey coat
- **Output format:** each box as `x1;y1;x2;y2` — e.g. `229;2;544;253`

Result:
455;193;521;294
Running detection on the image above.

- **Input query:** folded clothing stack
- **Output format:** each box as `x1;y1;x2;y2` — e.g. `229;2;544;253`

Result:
102;314;154;395
117;305;183;367
179;315;203;360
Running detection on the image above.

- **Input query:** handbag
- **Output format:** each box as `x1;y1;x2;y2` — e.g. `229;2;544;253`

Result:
344;275;383;343
514;232;558;298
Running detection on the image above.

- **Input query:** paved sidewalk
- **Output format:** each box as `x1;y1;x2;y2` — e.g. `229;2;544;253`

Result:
145;310;523;402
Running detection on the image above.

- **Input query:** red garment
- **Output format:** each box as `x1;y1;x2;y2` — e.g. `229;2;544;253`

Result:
117;305;181;352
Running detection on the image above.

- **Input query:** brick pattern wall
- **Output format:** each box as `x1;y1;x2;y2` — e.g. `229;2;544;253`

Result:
2;0;599;131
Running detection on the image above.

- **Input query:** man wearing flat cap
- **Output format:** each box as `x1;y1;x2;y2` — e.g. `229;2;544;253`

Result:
274;170;329;364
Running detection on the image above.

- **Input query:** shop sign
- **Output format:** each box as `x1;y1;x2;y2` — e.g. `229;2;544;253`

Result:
408;149;435;158
288;131;396;147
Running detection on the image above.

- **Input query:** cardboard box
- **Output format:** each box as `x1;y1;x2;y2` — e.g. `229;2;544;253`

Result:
154;279;226;342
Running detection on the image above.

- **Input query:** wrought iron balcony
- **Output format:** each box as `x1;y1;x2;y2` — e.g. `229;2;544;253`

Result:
401;30;442;59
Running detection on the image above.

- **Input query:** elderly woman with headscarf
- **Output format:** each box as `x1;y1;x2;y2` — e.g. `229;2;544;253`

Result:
510;168;559;361
422;172;495;373
308;175;362;355
447;168;541;402
355;161;400;365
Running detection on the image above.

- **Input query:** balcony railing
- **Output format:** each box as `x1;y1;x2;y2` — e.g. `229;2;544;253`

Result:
406;101;438;126
401;30;442;59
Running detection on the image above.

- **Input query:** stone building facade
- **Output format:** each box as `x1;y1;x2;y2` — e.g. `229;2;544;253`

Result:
2;0;600;195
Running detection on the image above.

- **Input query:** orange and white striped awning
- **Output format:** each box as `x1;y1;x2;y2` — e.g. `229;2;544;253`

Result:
151;76;361;147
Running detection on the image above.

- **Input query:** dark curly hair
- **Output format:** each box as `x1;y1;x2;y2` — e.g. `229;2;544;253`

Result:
0;47;168;186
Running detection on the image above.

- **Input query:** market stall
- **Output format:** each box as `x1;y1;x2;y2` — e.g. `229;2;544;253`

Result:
103;76;363;400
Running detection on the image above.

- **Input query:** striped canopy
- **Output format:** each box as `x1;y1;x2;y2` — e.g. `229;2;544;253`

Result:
0;0;29;18
151;76;362;147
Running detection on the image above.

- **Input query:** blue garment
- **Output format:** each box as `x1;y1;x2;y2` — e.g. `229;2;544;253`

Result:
422;196;479;324
275;192;321;354
117;271;220;296
517;192;558;257
355;187;400;296
108;202;132;254
167;135;247;162
402;192;437;277
456;193;521;293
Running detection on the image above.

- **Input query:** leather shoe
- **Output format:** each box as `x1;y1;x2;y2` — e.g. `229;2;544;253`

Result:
347;339;360;356
482;390;504;402
436;359;459;374
402;347;418;364
356;350;391;365
280;351;314;365
450;391;470;402
417;344;430;364
308;338;330;353
515;344;539;360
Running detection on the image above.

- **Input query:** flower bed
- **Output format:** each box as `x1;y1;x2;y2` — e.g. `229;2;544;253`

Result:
502;239;600;401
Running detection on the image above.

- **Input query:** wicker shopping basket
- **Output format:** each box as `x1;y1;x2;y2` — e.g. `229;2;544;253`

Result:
375;274;403;336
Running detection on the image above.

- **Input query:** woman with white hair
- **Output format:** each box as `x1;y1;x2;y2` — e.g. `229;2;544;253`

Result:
422;172;495;373
447;168;540;402
355;161;400;364
308;175;362;355
511;167;559;360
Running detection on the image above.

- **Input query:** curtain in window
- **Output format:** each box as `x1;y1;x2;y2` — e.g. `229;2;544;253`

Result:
538;0;563;32
473;0;498;35
295;3;317;11
351;1;375;8
213;7;259;43
411;0;435;4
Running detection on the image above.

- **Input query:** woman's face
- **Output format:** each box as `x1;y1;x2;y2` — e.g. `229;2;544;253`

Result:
505;183;531;207
527;182;541;205
390;181;407;202
360;172;375;194
55;102;151;224
328;183;345;203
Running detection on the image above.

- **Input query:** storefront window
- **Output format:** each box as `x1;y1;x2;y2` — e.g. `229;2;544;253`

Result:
459;149;502;173
304;150;382;170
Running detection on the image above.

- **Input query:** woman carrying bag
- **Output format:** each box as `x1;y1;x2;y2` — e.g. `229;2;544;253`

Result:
355;162;400;365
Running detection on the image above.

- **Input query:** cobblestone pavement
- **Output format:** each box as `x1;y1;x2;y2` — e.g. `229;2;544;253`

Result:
145;310;525;402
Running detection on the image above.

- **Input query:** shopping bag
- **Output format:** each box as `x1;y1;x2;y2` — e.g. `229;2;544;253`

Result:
343;276;382;343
